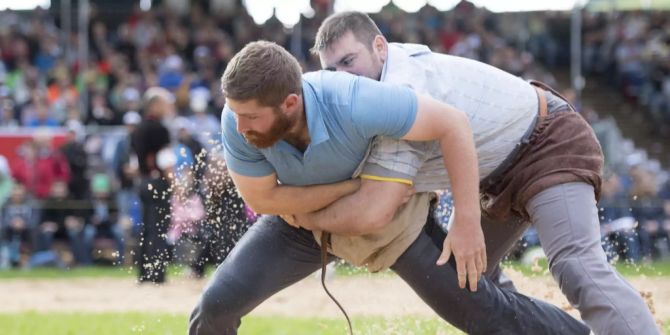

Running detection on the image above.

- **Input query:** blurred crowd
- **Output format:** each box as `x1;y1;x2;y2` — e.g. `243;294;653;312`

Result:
0;1;669;274
582;11;670;135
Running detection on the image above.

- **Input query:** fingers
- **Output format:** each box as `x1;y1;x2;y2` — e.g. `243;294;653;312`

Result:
481;249;487;273
457;257;467;289
401;187;417;204
460;251;485;292
407;187;417;197
467;259;478;292
475;254;484;283
436;236;486;292
436;237;452;266
280;214;299;228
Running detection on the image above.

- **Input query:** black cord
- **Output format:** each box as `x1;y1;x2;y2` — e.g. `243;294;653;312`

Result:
320;232;353;335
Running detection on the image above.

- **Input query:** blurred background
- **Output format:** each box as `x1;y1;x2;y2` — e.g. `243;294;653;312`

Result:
1;0;668;273
0;0;669;334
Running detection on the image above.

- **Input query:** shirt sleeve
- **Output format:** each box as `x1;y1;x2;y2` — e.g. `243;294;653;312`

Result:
357;136;430;185
220;107;275;177
349;75;418;139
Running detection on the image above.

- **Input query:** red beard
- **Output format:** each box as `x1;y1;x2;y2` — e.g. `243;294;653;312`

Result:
242;109;292;148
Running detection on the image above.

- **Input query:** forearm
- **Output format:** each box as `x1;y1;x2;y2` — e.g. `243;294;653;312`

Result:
299;179;409;235
401;95;480;218
248;179;360;215
439;116;480;222
305;193;382;235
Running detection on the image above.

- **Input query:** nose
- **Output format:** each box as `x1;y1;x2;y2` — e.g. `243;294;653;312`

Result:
236;117;249;134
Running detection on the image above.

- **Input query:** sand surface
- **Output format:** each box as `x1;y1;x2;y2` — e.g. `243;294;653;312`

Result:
2;270;668;328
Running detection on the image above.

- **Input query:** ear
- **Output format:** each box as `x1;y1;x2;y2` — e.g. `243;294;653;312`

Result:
373;35;388;61
282;93;300;111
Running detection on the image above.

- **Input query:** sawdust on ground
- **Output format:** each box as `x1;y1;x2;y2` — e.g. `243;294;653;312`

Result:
2;270;668;327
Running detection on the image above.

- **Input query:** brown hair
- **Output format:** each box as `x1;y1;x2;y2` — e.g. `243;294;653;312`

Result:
221;41;302;107
311;11;382;54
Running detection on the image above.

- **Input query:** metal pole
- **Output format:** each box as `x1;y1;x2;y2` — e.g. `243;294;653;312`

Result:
78;0;90;119
61;0;72;67
290;19;303;62
570;1;584;103
328;0;334;14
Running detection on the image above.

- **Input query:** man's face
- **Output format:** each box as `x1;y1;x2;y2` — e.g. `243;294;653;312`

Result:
319;31;385;80
227;98;293;149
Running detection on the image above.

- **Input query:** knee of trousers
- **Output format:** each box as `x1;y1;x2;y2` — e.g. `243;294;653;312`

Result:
548;256;597;306
189;279;245;333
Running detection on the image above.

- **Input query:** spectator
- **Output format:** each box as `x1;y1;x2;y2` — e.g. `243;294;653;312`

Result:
599;171;641;263
0;155;13;208
188;88;220;150
34;181;88;267
113;111;142;237
629;166;667;260
0;184;36;269
60;120;90;199
84;173;123;265
132;87;173;284
25;97;59;127
0;85;19;128
11;137;70;199
87;91;120;126
660;181;670;257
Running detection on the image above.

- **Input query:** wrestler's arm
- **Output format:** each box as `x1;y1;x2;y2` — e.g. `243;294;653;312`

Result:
229;170;360;215
403;93;485;291
294;177;412;235
401;93;480;224
295;92;478;235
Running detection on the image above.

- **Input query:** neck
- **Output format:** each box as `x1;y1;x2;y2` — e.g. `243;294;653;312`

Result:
284;98;310;152
376;60;387;81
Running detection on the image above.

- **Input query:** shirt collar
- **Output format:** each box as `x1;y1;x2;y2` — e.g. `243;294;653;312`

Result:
302;80;329;147
381;43;432;82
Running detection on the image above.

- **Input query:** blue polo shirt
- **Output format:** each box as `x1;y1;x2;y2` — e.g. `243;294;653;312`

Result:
221;70;418;186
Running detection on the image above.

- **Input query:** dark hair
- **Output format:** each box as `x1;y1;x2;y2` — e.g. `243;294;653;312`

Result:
311;11;382;55
221;41;302;107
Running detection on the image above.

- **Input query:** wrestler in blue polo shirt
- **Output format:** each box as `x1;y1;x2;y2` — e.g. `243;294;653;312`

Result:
222;70;416;184
189;41;589;335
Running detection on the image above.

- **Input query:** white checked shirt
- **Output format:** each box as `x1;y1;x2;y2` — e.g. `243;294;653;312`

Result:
356;43;538;192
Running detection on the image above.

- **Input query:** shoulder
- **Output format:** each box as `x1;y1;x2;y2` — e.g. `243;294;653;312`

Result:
303;70;360;100
303;70;365;115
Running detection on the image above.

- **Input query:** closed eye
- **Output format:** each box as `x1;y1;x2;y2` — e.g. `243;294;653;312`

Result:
340;56;354;67
237;114;258;121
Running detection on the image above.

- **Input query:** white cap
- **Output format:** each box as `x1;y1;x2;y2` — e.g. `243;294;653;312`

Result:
156;147;177;170
143;86;175;105
189;87;211;113
164;55;183;72
123;111;142;125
